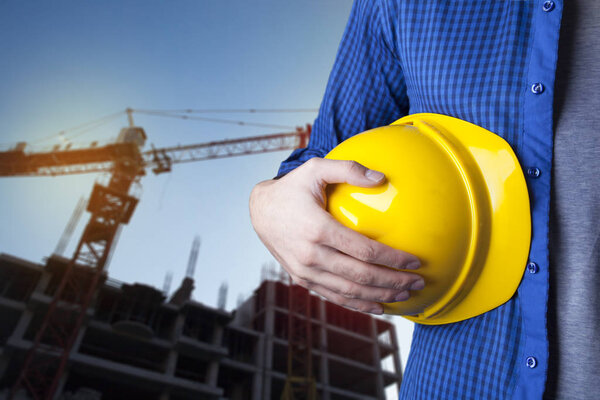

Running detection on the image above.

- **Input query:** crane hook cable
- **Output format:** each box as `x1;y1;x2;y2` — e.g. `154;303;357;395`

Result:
1;107;316;148
134;108;318;114
0;110;126;147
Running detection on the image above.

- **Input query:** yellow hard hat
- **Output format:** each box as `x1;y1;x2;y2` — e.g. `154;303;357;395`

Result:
325;113;531;325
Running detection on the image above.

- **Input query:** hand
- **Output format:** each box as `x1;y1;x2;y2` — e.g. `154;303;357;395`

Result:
249;158;424;315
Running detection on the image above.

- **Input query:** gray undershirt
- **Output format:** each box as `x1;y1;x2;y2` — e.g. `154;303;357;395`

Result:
545;1;600;399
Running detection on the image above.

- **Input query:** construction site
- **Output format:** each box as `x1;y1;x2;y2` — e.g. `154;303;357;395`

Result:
0;111;403;399
0;251;402;400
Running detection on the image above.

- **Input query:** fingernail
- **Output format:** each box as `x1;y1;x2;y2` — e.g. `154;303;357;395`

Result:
410;279;425;290
370;306;383;315
405;260;421;270
394;291;410;302
365;169;384;182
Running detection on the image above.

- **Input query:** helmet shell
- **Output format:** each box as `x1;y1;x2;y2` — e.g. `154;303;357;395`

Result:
325;113;531;325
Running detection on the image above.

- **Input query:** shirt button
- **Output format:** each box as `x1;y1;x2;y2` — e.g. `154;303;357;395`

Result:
527;167;541;178
527;262;539;274
542;1;555;12
531;82;545;94
526;356;538;369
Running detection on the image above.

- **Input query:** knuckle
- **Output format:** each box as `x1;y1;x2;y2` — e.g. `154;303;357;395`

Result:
297;246;318;266
322;292;349;309
339;283;359;299
356;303;376;313
292;276;310;288
303;280;315;289
394;253;413;268
382;290;399;302
304;157;321;171
335;297;356;310
391;276;410;291
329;261;345;276
344;160;362;175
295;268;312;283
326;292;344;305
306;224;326;243
352;270;374;286
333;229;352;251
356;245;377;262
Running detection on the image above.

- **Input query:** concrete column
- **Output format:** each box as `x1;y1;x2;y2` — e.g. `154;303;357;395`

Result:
206;322;225;387
33;270;52;294
165;350;178;377
212;324;224;346
318;299;330;400
206;360;219;387
7;270;50;343
71;325;87;354
165;314;185;377
389;324;403;384
9;271;50;342
173;313;185;339
252;334;265;400
9;272;53;344
9;309;33;342
262;282;276;400
370;318;385;399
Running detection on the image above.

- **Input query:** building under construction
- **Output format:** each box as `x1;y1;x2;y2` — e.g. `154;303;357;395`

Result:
0;253;403;400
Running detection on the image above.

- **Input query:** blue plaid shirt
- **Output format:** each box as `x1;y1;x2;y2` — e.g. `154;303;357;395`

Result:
279;1;562;399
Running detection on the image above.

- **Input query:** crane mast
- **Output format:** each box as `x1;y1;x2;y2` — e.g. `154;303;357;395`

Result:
3;123;311;399
10;126;147;399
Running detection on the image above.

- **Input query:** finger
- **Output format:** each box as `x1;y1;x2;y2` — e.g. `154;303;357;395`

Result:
315;245;423;291
310;267;411;303
306;158;386;187
308;282;384;315
320;215;421;269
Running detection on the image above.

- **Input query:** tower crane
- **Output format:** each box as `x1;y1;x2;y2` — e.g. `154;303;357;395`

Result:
0;111;311;400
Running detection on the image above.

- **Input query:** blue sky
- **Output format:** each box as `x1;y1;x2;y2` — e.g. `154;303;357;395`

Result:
0;1;414;376
0;0;348;302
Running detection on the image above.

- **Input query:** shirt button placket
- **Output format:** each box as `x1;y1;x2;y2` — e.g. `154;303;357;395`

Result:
520;0;560;394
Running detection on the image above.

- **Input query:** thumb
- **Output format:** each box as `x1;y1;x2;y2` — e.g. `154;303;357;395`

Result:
309;158;385;187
